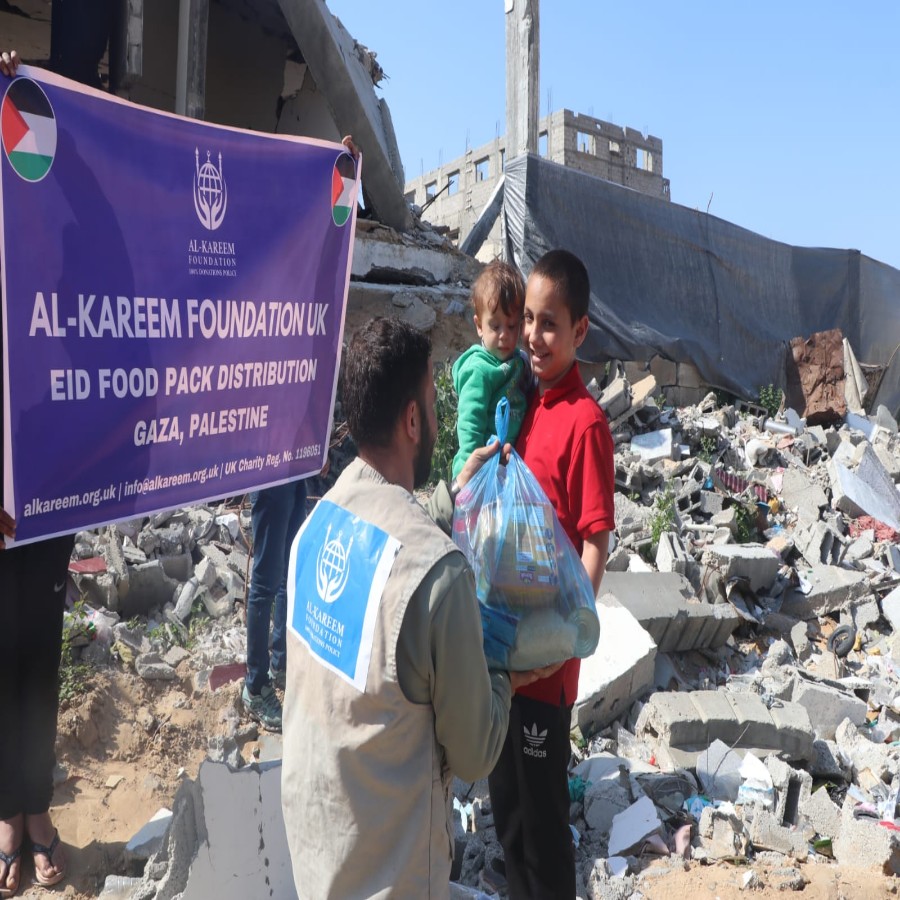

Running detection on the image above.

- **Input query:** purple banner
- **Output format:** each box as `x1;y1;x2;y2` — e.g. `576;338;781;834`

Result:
1;67;359;544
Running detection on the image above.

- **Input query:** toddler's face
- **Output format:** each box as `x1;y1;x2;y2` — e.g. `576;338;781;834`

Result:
475;310;522;361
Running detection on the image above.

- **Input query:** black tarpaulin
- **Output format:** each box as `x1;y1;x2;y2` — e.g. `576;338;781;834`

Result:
503;154;900;410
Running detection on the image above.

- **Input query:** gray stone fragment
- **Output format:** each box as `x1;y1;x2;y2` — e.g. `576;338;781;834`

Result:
791;678;868;741
583;769;632;834
135;652;177;681
702;544;780;592
696;740;743;802
163;646;191;668
790;622;811;661
800;788;841;840
698;805;746;860
833;796;900;873
780;564;869;619
121;560;180;618
765;756;812;826
747;809;808;857
780;467;828;521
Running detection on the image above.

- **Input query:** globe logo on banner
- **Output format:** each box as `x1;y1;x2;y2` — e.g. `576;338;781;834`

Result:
193;148;227;230
316;523;354;604
1;78;57;182
331;151;357;226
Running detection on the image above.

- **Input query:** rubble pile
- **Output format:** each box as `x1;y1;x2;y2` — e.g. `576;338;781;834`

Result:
65;503;252;682
446;362;900;897
69;348;900;897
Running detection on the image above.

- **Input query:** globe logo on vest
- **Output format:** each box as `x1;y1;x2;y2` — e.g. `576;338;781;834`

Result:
316;523;354;604
193;148;227;231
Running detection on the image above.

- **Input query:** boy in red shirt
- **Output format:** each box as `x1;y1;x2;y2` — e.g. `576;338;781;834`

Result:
488;249;615;898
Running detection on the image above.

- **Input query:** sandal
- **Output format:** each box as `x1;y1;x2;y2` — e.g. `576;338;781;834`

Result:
30;831;65;887
0;844;21;898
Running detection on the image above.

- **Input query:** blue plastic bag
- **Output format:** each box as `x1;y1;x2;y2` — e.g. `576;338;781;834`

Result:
452;399;600;670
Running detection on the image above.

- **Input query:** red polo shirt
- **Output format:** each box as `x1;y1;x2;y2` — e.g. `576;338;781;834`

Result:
515;362;615;706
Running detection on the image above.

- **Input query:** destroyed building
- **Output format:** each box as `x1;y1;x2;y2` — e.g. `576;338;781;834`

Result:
405;109;670;260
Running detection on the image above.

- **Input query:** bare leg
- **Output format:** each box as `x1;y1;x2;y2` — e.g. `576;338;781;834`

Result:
0;814;23;897
25;812;65;885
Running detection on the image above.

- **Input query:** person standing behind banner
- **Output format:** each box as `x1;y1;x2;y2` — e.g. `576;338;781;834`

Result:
241;136;360;732
0;46;72;898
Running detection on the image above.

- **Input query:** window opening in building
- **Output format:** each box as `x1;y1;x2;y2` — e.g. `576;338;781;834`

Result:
475;157;490;182
635;148;654;172
425;181;437;200
500;148;506;171
577;131;594;154
447;171;460;196
609;140;621;155
538;132;548;157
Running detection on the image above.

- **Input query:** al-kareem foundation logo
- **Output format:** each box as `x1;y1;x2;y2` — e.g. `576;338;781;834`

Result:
193;147;227;231
316;523;354;604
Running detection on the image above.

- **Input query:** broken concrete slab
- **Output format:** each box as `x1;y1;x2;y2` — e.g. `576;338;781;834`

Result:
126;808;173;861
135;653;177;681
655;532;690;575
696;740;743;802
765;756;812;826
881;584;900;632
829;440;900;531
634;690;814;765
791;678;868;741
583;768;632;834
800;788;841;841
178;761;297;899
600;572;739;653
120;560;180;618
702;544;781;593
780;564;869;618
573;595;656;737
607;796;663;857
779;468;828;521
833;796;900;874
276;0;410;232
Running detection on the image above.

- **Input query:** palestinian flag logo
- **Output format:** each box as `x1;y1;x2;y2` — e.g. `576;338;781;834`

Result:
1;78;57;182
331;152;357;226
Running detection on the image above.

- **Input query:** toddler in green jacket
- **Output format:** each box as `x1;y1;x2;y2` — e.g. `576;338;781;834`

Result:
451;261;531;479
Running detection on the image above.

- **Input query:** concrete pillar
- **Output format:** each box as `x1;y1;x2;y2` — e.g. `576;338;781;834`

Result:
504;0;540;159
175;0;208;119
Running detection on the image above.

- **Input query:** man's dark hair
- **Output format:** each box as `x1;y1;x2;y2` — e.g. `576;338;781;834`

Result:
530;249;590;322
342;317;431;449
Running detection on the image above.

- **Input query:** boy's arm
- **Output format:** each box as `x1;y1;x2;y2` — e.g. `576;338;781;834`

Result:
581;530;609;595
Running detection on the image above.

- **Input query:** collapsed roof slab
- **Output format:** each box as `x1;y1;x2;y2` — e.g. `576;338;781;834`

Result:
276;0;412;232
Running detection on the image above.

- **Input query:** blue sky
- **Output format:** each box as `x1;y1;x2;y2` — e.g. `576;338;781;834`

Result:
328;1;900;269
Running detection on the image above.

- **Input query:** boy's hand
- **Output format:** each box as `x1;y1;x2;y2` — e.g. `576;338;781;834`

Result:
0;505;16;550
456;441;512;490
0;50;19;78
509;661;564;691
341;135;360;159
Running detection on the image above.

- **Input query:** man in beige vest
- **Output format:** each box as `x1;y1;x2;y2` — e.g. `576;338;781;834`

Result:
282;318;556;899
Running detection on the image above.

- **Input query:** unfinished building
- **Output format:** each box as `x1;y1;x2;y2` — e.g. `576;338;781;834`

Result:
404;109;670;261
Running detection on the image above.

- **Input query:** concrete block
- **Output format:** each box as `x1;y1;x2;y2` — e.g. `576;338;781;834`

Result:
181;761;297;899
698;806;746;860
833;797;900;874
635;690;814;764
135;653;177;681
800;789;841;840
676;361;704;390
765;756;812;826
630;428;673;463
780;468;828;521
780;564;869;619
702;544;780;593
607;796;663;857
698;491;725;516
791;679;868;741
835;718;896;781
747;809;808;858
790;622;811;661
600;572;739;653
655;532;689;575
794;520;842;567
573;596;657;737
829;441;900;531
120;560;180;617
808;739;846;779
598;373;632;420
